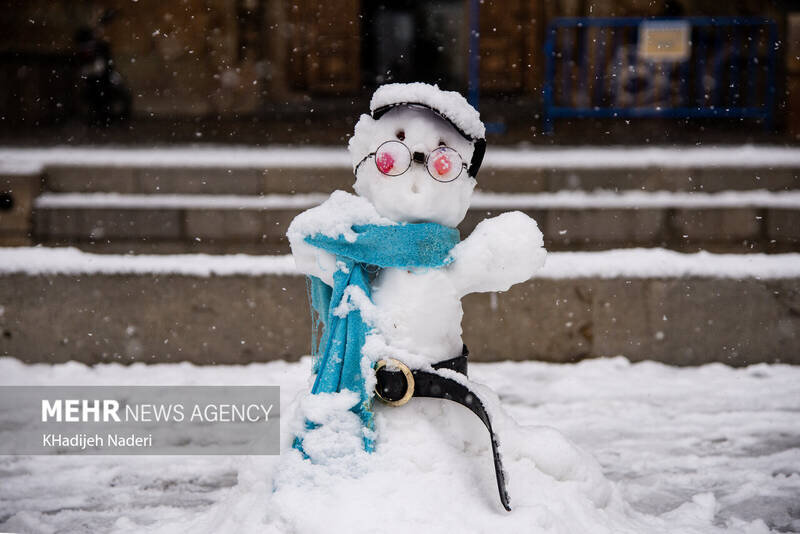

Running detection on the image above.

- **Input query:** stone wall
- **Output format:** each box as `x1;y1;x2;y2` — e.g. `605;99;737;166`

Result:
1;272;797;366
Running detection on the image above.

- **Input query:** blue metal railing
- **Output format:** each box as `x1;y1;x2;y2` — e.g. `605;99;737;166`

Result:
543;17;778;133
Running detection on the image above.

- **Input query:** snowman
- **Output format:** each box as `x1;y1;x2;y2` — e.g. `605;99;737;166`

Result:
286;83;546;511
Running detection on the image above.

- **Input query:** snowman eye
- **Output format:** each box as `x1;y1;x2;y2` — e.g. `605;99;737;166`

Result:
396;130;405;141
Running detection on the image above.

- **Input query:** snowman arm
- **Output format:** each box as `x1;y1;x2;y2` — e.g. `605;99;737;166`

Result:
288;235;337;287
446;211;546;297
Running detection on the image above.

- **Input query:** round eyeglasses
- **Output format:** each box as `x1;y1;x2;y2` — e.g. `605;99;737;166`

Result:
354;140;467;183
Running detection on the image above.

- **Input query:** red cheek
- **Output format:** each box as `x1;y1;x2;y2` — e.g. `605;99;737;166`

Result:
376;152;395;174
433;154;452;176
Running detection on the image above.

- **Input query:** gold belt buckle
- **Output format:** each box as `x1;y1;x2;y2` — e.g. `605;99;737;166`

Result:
374;358;415;407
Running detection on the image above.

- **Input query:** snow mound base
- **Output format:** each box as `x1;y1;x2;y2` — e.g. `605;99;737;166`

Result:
109;386;767;534
1;357;790;534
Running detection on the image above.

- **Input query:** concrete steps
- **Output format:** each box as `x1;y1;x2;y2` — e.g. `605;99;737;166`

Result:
39;159;800;195
0;247;797;366
31;191;800;254
1;146;799;253
1;145;792;194
4;147;799;366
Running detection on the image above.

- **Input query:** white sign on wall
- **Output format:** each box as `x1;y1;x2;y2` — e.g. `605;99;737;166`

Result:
638;20;691;62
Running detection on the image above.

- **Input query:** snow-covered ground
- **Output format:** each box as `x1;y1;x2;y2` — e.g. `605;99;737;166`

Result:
1;356;797;534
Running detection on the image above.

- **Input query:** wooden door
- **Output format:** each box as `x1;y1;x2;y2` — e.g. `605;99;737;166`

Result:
479;0;525;92
287;0;361;94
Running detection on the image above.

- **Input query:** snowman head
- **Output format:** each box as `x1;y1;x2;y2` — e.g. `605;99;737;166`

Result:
348;83;486;228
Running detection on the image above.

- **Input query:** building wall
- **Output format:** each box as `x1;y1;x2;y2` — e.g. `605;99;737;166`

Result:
0;0;789;123
0;0;291;119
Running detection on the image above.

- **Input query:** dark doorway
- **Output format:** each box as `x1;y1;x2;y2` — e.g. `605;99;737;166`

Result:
361;1;467;91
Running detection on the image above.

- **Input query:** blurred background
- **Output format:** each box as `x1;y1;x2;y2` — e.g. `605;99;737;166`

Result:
0;0;796;144
3;5;800;530
0;0;798;367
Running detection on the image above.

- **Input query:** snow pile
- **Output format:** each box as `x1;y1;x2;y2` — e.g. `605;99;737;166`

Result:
270;395;626;534
1;356;795;534
370;83;485;140
286;190;395;244
291;389;373;470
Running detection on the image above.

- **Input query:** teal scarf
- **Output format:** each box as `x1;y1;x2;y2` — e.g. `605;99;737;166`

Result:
293;222;460;457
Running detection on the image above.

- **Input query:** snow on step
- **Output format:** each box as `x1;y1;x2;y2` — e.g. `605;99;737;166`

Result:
34;189;800;210
5;144;800;173
1;247;798;280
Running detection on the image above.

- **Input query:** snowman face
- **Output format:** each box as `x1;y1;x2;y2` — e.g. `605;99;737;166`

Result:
349;106;477;228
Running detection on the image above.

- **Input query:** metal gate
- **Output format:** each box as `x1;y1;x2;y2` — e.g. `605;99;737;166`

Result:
543;17;778;133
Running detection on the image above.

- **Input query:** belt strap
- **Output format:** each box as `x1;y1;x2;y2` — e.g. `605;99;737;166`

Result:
374;346;512;511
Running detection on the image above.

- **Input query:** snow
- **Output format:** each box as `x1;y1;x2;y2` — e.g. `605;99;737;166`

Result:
468;189;800;209
448;211;547;295
484;145;800;169
285;191;396;286
1;247;798;280
534;249;800;280
0;356;797;533
0;146;352;172
286;190;395;244
369;82;486;140
4;145;800;174
35;192;331;210
0;247;298;277
0;159;44;176
33;189;800;210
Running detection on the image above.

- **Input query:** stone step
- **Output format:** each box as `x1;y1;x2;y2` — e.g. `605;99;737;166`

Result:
1;247;797;366
1;146;799;195
40;164;800;195
31;191;800;254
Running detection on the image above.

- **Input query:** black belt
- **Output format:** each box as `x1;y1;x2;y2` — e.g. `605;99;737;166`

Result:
374;346;511;511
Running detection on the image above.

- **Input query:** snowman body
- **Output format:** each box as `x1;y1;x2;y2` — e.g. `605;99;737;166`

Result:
289;104;545;366
286;84;549;510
